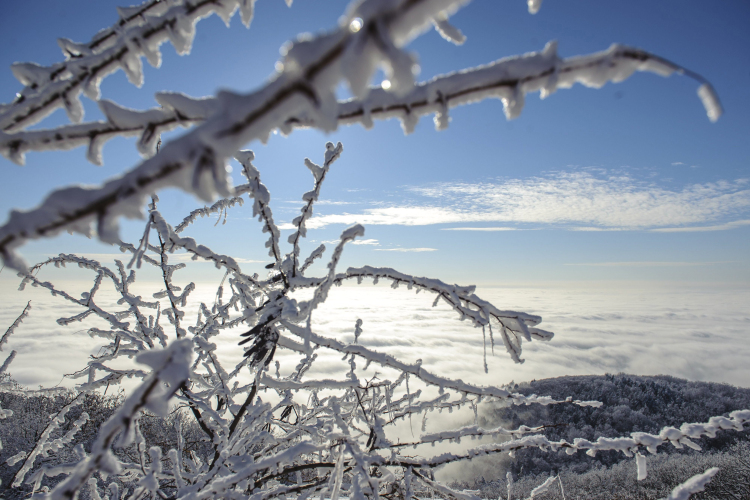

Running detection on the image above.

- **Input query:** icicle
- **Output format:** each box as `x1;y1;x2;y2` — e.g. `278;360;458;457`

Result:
501;84;525;120
10;62;53;88
87;134;106;166
432;17;465;45
540;41;559;99
239;0;257;27
121;47;145;87
636;452;647;480
167;14;197;55
528;0;543;14
698;83;723;122
482;326;488;374
433;91;450;131
63;90;84;123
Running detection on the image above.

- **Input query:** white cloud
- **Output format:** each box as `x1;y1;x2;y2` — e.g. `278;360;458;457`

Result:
564;261;737;267
294;172;750;231
315;200;358;206
441;227;517;231
322;238;380;245
649;219;750;232
2;276;749;391
47;252;264;264
374;247;437;252
671;162;685;166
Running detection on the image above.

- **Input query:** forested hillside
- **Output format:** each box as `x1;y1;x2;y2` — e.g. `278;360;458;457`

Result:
485;374;750;476
449;374;750;498
4;373;747;499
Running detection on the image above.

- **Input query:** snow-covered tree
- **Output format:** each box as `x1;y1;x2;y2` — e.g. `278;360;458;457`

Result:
0;0;744;499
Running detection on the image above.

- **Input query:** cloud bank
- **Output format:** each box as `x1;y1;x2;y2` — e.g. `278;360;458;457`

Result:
298;172;750;231
2;278;748;390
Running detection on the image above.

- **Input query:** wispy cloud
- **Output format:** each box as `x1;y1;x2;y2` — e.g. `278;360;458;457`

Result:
321;238;380;246
374;248;437;252
45;252;265;264
295;172;750;231
649;220;750;232
671;162;685;166
319;238;433;251
313;200;357;206
441;227;518;231
564;261;737;267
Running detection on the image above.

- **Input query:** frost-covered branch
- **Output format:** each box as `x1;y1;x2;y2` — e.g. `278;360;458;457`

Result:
279;323;597;408
1;42;721;166
390;410;748;472
661;467;718;500
0;0;263;133
288;142;343;278
9;393;86;488
0;300;31;351
44;339;192;500
330;265;552;363
0;0;729;491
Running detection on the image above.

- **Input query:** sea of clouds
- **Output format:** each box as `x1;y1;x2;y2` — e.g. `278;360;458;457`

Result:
1;272;747;391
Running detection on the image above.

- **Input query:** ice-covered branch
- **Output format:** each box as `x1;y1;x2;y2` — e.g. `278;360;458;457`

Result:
1;42;721;166
9;393;86;488
0;0;474;271
0;350;16;375
279;324;598;409
288;142;343;278
0;300;31;351
661;468;718;500
329;265;552;363
174;185;251;234
389;410;748;470
234;150;283;271
301;41;723;131
44;339;193;500
0;0;262;133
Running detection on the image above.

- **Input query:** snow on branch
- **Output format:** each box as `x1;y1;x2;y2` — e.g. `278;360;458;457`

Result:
0;0;490;271
43;339;193;500
0;0;260;133
1;42;721;166
394;410;749;473
304;41;723;132
2;139;735;499
661;467;719;500
330;265;552;363
0;7;721;272
9;393;86;488
288;142;343;278
0;300;31;352
0;350;16;376
279;322;597;408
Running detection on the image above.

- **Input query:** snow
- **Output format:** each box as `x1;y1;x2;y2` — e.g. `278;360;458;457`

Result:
527;475;557;498
527;0;543;15
698;83;723;123
662;467;719;500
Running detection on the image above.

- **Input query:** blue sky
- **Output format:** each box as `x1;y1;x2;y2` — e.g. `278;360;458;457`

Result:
1;0;749;285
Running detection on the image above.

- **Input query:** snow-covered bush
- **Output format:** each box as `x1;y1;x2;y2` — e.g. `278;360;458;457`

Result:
0;0;745;499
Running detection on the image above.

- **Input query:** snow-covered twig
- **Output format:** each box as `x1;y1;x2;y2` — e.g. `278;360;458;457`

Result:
43;339;192;500
288;142;343;278
0;0;263;134
1;42;721;167
661;467;719;500
387;410;749;471
0;300;31;351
